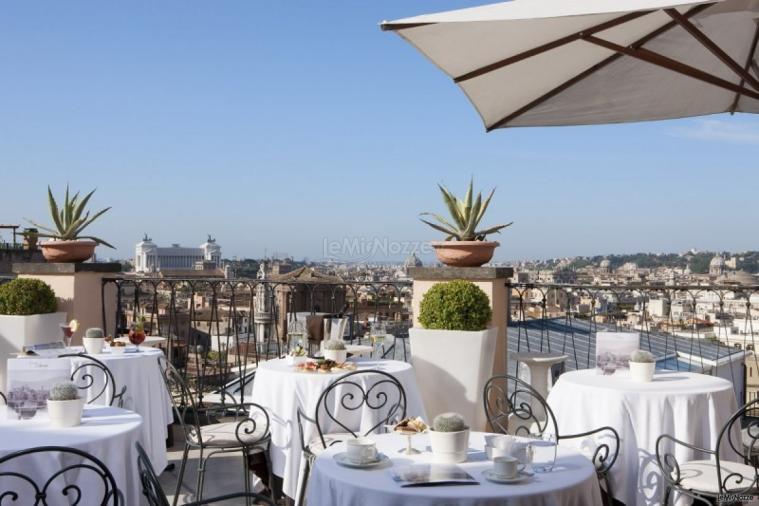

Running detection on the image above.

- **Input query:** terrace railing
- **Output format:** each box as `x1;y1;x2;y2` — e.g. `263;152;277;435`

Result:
101;276;413;404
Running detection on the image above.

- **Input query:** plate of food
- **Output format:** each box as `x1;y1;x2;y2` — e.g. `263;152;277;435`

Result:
294;359;358;374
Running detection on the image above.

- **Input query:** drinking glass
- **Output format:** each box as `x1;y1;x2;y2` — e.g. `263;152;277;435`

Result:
529;432;557;473
370;322;386;357
60;324;73;349
288;320;305;351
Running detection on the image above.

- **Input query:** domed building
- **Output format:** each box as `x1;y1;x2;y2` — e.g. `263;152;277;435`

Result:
404;252;423;272
709;255;726;276
599;258;611;274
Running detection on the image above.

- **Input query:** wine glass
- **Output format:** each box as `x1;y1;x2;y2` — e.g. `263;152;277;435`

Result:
287;320;305;353
529;432;557;473
370;322;386;357
128;327;146;350
60;323;73;349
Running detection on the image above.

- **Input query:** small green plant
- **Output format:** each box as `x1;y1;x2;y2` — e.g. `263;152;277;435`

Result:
26;185;114;248
48;382;79;401
0;278;57;315
418;280;491;331
432;412;468;432
630;349;655;363
85;328;104;339
420;179;513;241
322;339;346;351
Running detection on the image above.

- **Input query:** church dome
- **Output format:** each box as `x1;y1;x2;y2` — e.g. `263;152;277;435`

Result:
599;259;611;268
404;253;423;268
710;255;725;268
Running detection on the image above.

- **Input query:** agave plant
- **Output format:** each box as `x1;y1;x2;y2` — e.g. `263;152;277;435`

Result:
420;179;513;241
26;185;114;248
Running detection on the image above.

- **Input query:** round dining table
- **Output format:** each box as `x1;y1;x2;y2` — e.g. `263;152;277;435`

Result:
307;431;602;506
69;346;173;472
0;404;144;505
251;357;426;499
547;369;740;506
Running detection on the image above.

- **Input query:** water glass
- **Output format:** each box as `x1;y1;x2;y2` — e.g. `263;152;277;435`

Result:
370;322;386;355
529;433;557;473
287;320;305;350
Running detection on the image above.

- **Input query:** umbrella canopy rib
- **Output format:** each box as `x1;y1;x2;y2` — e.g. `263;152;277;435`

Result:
453;9;655;83
487;3;711;130
582;34;759;101
665;8;759;91
730;22;759;113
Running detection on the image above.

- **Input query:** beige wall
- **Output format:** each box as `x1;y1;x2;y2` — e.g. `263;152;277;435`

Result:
18;272;118;344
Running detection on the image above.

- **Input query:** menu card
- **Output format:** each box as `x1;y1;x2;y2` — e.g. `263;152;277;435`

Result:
390;464;478;487
595;332;640;375
6;358;72;412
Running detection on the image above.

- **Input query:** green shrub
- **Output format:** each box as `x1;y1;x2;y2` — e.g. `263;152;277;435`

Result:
0;278;57;315
418;280;491;331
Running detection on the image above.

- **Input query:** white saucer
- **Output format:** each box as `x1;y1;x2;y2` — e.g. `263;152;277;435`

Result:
333;452;389;469
482;469;531;484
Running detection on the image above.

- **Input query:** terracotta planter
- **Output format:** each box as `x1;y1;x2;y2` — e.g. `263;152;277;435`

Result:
430;241;499;267
40;240;97;263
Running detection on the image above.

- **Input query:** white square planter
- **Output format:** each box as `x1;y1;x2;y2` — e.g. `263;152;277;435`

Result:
0;312;67;389
409;327;498;431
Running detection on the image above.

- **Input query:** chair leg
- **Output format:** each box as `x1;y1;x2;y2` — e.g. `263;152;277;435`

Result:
196;447;206;503
662;485;671;506
601;474;613;506
295;451;311;506
242;448;251;506
264;445;276;502
172;445;190;506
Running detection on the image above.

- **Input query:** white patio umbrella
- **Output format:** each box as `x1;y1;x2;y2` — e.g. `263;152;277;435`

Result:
381;0;759;129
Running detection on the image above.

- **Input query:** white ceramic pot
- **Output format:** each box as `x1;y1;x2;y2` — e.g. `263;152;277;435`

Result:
429;428;470;463
47;398;85;428
286;355;308;366
409;327;498;431
82;337;104;355
629;361;656;382
323;349;348;363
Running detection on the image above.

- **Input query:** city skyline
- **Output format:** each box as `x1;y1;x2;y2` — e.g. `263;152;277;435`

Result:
1;1;757;262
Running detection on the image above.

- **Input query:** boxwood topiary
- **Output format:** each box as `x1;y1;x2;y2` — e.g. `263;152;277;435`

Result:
418;280;491;331
0;278;57;315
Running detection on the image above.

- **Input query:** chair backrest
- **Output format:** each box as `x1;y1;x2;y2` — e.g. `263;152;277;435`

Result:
715;398;759;492
483;374;559;437
0;445;119;505
315;369;406;448
136;442;170;506
0;390;6;405
59;353;127;407
158;356;203;446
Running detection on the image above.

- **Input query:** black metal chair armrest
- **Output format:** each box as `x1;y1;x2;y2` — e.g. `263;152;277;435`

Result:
559;426;620;475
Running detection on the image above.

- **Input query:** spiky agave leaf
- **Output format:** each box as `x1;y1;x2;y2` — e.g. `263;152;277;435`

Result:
473;222;514;238
47;186;64;235
419;212;460;233
437;184;466;229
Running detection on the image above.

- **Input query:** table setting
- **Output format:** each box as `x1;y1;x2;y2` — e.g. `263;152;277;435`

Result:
307;422;602;506
251;353;426;498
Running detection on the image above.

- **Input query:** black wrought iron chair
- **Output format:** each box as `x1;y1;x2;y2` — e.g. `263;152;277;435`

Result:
0;445;120;505
158;357;273;506
59;352;127;407
136;442;275;506
295;369;407;506
0;390;6;404
656;398;759;505
484;374;620;506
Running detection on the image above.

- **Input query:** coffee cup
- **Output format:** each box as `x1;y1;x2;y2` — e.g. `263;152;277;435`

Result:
486;445;512;460
346;437;378;463
484;434;514;450
493;456;520;478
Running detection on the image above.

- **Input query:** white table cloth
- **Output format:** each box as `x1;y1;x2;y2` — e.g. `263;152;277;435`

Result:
547;369;740;506
251;358;426;498
69;347;173;472
0;404;144;505
307;431;602;506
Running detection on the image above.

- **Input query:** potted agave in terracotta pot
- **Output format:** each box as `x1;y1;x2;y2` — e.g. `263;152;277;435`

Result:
26;185;114;263
420;179;512;267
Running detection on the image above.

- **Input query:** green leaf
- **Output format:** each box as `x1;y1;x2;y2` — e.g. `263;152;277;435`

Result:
437;184;465;229
419;212;460;232
78;235;115;248
47;186;64;234
63;184;72;228
419;218;459;238
72;207;111;236
72;189;94;223
476;188;496;225
473;222;513;238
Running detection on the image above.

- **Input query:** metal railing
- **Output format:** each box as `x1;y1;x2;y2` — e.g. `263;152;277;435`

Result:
101;276;413;404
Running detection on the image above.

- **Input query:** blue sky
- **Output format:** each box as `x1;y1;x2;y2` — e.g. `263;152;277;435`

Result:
1;1;757;263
